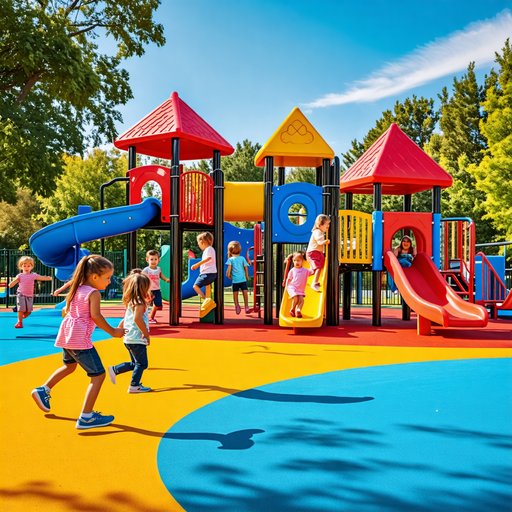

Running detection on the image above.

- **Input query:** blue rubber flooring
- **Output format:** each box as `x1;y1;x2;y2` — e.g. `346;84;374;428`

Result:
158;358;512;512
0;310;123;366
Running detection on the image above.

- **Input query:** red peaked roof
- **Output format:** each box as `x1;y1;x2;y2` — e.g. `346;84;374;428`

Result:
114;92;234;160
340;123;453;195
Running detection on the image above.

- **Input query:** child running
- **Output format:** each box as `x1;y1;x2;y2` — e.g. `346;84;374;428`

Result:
284;251;313;318
109;272;152;393
191;232;217;313
31;255;126;430
142;250;170;324
226;241;252;315
306;214;331;292
9;256;52;328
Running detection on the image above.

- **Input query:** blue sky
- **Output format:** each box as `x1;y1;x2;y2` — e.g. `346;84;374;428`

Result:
107;0;512;160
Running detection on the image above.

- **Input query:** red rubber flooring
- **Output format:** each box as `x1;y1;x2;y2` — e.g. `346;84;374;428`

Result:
102;305;512;349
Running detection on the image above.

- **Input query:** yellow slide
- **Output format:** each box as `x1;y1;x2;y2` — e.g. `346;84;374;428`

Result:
279;246;328;329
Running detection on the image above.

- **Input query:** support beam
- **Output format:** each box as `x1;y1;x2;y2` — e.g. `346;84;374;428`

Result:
212;150;224;324
402;193;412;321
169;138;180;326
127;146;137;271
342;191;353;320
372;183;382;326
275;166;286;318
264;156;274;325
327;157;340;326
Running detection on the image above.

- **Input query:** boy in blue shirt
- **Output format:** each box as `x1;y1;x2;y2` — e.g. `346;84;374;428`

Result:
226;241;252;315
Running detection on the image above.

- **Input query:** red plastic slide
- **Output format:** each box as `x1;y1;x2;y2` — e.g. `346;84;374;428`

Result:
385;251;488;335
497;289;512;310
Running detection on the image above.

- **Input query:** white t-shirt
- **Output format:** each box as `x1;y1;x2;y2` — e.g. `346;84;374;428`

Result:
200;246;217;274
307;229;325;253
142;266;161;291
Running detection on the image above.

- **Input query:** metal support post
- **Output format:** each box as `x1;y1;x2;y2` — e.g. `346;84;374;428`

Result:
212;150;224;324
169;138;180;326
275;166;286;318
264;156;274;325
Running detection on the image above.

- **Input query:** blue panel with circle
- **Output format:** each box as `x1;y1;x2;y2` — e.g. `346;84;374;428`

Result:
272;183;323;243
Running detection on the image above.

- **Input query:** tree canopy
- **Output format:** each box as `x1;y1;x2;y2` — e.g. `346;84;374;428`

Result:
0;0;165;203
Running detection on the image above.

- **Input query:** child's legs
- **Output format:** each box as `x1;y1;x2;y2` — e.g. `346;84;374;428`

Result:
313;269;321;283
46;355;77;389
291;296;299;310
150;290;163;318
23;311;31;318
127;344;148;386
17;310;24;322
233;290;239;307
297;296;305;311
82;374;105;414
242;289;249;307
193;284;206;300
194;274;216;300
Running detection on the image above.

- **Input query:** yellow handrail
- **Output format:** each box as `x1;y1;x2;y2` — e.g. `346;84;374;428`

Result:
339;210;373;264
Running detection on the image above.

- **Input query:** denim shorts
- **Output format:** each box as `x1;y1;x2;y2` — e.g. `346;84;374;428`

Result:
152;289;162;308
62;346;105;377
194;273;217;288
233;281;248;292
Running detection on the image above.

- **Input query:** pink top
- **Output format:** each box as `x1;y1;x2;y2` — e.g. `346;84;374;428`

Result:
287;267;314;297
16;273;39;297
55;285;97;350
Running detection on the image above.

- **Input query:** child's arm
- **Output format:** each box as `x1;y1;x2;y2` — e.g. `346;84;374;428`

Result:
245;266;249;281
319;239;330;246
226;264;232;280
133;304;151;345
53;281;71;296
118;319;125;329
89;291;126;338
191;257;212;271
159;271;170;283
36;275;52;281
8;277;19;288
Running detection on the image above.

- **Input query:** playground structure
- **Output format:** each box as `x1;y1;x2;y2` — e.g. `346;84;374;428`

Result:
29;92;512;335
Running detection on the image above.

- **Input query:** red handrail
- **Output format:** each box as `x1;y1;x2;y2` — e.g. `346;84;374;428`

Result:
475;251;508;303
179;171;214;225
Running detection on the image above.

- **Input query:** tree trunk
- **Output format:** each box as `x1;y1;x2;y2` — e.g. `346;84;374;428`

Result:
15;71;43;104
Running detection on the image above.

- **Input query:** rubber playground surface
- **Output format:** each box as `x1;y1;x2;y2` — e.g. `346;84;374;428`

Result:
0;304;511;512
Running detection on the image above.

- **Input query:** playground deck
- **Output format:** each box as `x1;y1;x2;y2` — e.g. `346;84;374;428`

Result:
0;305;511;511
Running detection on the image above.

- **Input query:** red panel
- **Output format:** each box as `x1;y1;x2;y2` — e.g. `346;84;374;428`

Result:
382;212;433;255
179;172;214;225
340;123;453;195
128;165;170;223
114;92;234;160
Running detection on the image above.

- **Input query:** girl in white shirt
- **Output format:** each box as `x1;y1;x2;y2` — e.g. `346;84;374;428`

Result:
306;214;330;292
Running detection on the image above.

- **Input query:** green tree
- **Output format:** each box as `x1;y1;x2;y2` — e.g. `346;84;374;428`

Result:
0;0;165;203
468;40;512;240
221;140;263;182
38;149;128;250
0;188;42;249
285;167;316;184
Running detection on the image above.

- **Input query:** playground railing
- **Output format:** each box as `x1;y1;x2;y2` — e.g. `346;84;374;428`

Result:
179;171;214;224
475;251;508;304
339;210;373;264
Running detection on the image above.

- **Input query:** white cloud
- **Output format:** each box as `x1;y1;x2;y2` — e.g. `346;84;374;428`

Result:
305;9;512;108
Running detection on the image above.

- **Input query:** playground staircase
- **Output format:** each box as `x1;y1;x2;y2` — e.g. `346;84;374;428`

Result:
475;251;510;318
254;254;264;317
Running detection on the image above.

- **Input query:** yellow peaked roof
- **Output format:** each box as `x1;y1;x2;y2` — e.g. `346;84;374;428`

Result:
254;107;334;167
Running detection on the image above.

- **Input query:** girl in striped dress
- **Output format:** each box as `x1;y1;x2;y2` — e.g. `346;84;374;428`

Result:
31;256;126;430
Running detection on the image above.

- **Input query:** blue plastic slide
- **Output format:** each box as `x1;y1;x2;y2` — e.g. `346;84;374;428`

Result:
30;198;161;280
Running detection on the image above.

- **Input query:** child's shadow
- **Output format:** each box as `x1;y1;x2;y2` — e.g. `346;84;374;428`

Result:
45;414;264;450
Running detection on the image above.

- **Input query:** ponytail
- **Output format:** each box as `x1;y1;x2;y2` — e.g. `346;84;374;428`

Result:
64;255;113;313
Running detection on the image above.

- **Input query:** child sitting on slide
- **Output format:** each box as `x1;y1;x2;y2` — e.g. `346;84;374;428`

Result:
284;251;313;318
390;235;417;293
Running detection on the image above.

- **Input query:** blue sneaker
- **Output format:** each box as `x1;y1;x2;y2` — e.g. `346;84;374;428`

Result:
76;411;114;430
128;383;151;393
31;386;51;412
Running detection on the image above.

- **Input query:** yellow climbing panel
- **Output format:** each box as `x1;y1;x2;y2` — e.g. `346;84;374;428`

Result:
254;107;334;168
339;210;373;264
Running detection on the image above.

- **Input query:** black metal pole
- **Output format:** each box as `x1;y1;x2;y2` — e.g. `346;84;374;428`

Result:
264;156;274;325
402;193;412;321
169;138;180;326
432;186;441;214
127;146;137;271
342;191;353;320
275;166;286;319
316;165;322;187
6;250;10;309
212;150;224;324
373;182;382;326
327;157;340;326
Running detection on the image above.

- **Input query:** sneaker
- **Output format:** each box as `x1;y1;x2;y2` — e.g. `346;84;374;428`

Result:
31;386;51;412
296;310;303;318
128;383;151;393
108;366;116;385
311;282;321;292
245;307;253;314
148;318;157;324
76;411;114;430
15;321;23;329
290;309;296;317
235;304;241;315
